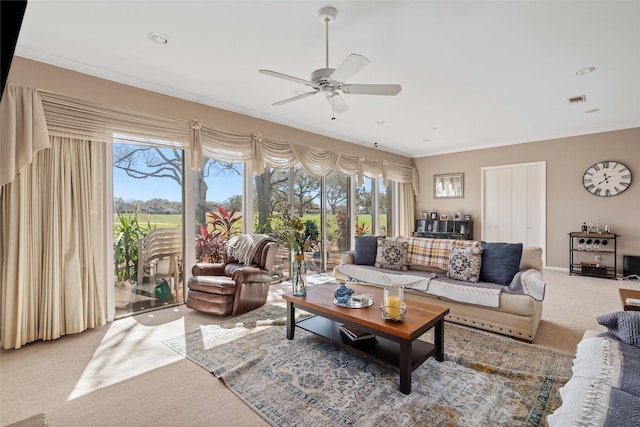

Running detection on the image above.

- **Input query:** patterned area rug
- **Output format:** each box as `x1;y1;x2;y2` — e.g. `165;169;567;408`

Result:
164;305;572;426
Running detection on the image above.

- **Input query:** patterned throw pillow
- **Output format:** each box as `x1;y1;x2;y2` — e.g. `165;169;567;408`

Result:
597;311;640;346
446;245;483;282
374;239;408;271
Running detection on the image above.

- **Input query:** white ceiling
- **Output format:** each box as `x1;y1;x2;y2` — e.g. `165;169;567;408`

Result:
14;1;640;158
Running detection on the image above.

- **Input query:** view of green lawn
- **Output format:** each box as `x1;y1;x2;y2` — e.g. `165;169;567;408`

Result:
114;213;384;237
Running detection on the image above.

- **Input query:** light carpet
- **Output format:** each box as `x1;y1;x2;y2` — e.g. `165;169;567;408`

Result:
163;304;573;427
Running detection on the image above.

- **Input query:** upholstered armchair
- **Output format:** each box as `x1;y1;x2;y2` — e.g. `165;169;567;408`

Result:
186;235;279;316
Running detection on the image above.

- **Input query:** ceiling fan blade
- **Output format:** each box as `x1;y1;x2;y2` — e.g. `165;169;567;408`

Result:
272;91;319;106
330;54;369;82
342;84;402;96
326;92;349;114
259;69;313;87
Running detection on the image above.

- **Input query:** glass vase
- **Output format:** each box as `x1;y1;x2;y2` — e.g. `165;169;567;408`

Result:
381;286;406;321
290;249;307;296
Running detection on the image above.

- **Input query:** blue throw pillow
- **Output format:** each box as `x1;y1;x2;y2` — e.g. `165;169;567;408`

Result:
597;311;640;346
479;242;523;285
354;235;381;266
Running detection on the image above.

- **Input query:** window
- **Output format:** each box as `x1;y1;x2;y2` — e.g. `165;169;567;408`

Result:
195;159;243;263
324;171;349;269
356;178;373;237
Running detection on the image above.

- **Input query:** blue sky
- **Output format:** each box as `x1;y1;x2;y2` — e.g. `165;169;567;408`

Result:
113;168;242;203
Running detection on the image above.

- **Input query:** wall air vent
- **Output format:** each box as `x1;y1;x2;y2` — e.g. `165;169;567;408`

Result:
568;95;587;104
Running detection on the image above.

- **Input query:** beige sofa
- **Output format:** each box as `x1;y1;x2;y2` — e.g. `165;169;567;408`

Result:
335;237;544;342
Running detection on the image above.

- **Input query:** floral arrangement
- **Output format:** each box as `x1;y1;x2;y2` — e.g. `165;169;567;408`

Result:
268;209;318;253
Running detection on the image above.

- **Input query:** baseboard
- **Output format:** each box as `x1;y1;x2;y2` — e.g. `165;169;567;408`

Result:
544;266;569;273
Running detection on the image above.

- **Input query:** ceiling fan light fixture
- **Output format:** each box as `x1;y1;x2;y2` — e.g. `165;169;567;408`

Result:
259;5;401;115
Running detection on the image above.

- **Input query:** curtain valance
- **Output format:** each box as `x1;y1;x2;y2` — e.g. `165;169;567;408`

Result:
8;85;419;195
0;84;51;187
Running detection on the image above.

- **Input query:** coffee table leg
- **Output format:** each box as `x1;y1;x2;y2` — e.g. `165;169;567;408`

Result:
286;301;295;340
435;318;444;362
399;340;412;394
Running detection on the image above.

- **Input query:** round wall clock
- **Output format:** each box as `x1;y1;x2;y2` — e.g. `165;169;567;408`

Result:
582;161;632;197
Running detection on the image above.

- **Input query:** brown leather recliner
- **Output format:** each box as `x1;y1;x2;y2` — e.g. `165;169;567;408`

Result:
186;236;279;316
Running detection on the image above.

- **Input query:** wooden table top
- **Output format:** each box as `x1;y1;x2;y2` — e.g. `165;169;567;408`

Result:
282;283;449;340
619;288;640;311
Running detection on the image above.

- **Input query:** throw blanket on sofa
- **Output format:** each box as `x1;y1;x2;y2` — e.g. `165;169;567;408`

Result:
334;264;545;308
548;334;640;426
226;234;273;266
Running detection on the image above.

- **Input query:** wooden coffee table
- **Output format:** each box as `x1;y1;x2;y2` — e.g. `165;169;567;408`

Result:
283;283;449;394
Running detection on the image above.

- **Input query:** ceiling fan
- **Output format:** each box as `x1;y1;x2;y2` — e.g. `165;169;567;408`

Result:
259;6;401;117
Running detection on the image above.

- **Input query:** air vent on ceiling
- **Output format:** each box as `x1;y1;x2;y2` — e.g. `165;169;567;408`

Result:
568;95;587;104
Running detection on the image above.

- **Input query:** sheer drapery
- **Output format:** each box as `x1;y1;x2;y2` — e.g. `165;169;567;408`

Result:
37;89;418;195
397;182;416;237
1;136;107;349
0;83;51;187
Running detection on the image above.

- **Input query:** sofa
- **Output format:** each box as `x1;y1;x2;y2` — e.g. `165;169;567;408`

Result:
334;235;545;341
548;311;640;425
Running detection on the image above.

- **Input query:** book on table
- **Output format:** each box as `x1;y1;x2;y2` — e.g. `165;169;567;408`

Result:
626;297;640;307
339;324;376;342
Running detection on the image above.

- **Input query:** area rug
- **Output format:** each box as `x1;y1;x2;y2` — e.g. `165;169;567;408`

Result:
164;305;572;426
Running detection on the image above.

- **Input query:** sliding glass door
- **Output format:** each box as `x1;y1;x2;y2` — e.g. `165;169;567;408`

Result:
112;141;184;318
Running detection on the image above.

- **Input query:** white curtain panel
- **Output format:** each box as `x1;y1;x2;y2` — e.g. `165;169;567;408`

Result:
0;83;51;187
1;136;107;349
398;182;416;237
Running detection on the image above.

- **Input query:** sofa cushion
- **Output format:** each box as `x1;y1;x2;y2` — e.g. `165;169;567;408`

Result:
374;239;408;271
597;311;640;346
354;235;381;266
479;242;523;285
397;236;480;270
446;245;482;282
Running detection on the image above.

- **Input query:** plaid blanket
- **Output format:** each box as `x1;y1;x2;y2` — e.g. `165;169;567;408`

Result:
396;237;481;270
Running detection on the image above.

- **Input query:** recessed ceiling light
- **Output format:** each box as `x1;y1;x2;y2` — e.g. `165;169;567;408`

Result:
423;139;431;143
148;32;169;44
375;120;386;125
576;66;595;76
585;108;600;113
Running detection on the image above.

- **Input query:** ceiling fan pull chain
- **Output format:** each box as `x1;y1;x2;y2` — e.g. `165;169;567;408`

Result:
331;93;336;120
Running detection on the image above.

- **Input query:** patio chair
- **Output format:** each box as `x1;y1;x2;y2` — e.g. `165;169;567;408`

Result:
137;228;182;298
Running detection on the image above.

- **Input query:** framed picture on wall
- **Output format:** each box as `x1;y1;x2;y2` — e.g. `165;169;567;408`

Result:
434;172;464;199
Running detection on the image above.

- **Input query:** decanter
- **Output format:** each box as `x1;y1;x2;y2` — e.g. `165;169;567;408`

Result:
333;282;353;304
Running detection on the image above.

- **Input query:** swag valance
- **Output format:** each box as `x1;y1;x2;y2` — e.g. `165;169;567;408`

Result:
2;84;419;195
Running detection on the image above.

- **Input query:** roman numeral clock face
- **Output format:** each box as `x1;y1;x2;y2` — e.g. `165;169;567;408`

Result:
583;161;632;197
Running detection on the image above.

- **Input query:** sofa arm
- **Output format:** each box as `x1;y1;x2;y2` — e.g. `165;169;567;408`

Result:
192;263;226;276
341;251;355;265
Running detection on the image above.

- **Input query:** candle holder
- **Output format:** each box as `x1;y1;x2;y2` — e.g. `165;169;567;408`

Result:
380;286;406;321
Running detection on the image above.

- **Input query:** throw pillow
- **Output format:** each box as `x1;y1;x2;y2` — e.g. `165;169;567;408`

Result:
374;239;408;271
597;311;640;346
479;242;523;285
446;245;482;282
354;235;382;266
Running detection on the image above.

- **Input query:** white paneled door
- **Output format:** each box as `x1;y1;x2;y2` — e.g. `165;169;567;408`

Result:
481;162;546;265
